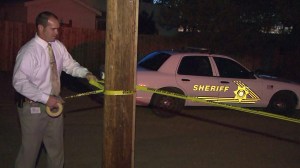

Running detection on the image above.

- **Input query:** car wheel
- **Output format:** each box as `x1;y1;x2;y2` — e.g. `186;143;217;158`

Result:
150;87;185;118
267;91;297;115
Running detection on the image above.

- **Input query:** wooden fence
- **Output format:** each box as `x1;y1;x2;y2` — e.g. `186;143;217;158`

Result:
0;21;34;72
0;21;107;72
0;21;190;72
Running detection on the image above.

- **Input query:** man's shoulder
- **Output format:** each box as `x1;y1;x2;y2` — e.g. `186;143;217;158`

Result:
18;38;45;57
19;38;35;49
53;40;67;51
54;40;65;47
22;38;41;50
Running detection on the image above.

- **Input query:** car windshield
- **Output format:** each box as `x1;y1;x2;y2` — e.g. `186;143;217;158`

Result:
138;51;171;71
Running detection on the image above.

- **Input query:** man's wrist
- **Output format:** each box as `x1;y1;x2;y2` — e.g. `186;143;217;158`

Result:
86;72;98;81
85;72;93;77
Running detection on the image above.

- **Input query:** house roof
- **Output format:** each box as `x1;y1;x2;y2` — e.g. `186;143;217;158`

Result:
72;0;102;16
24;0;102;16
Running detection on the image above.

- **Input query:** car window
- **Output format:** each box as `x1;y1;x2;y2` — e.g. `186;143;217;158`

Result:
214;57;253;78
138;52;171;71
177;56;213;76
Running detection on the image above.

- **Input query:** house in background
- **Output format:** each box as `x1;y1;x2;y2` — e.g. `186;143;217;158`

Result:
0;0;104;30
1;0;178;35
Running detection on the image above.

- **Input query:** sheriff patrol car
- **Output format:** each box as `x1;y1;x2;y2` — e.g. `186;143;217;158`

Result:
136;50;300;117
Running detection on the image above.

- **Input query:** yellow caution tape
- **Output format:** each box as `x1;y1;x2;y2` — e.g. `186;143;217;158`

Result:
89;79;105;90
65;90;103;99
89;79;135;95
136;85;300;124
65;80;300;124
104;90;135;95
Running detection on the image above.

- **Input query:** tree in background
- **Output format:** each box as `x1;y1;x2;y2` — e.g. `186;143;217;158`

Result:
153;0;300;79
154;0;299;34
139;11;158;34
155;0;299;49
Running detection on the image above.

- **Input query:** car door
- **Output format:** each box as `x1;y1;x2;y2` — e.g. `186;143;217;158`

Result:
175;55;221;106
212;57;263;107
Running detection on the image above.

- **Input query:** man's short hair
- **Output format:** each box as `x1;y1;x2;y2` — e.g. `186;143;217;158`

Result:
35;11;59;28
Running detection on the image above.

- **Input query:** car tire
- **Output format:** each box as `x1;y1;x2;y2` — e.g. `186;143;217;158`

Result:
150;87;185;118
267;91;297;115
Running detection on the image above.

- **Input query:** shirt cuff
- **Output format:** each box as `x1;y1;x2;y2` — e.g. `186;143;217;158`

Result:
40;94;50;104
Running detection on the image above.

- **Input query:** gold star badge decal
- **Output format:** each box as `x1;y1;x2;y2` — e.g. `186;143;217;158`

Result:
234;86;249;102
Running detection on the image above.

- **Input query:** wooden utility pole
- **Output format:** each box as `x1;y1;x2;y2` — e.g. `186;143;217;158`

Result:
103;0;138;168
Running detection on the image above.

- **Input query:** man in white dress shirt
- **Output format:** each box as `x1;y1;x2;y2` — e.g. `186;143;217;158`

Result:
12;11;98;168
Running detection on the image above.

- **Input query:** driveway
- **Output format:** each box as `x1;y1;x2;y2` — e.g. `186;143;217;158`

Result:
1;71;300;168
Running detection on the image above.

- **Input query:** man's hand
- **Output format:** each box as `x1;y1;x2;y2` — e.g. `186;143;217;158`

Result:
46;96;64;109
86;72;99;81
46;96;64;117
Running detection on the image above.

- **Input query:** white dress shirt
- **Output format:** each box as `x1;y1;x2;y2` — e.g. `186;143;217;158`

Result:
13;34;89;104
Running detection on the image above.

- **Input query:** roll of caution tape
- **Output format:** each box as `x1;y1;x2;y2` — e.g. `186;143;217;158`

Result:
46;103;63;117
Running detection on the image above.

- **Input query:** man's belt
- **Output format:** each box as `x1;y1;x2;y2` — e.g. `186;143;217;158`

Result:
25;97;63;118
24;98;39;104
16;94;62;118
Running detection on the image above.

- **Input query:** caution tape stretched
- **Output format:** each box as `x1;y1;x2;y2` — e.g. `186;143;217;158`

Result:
63;79;300;124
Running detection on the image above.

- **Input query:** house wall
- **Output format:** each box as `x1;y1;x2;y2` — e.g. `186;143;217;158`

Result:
25;0;97;29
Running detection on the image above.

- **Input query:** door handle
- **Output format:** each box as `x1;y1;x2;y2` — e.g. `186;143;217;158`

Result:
220;81;230;84
181;79;190;81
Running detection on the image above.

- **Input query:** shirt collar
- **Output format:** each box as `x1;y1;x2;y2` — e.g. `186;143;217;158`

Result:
34;34;55;49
